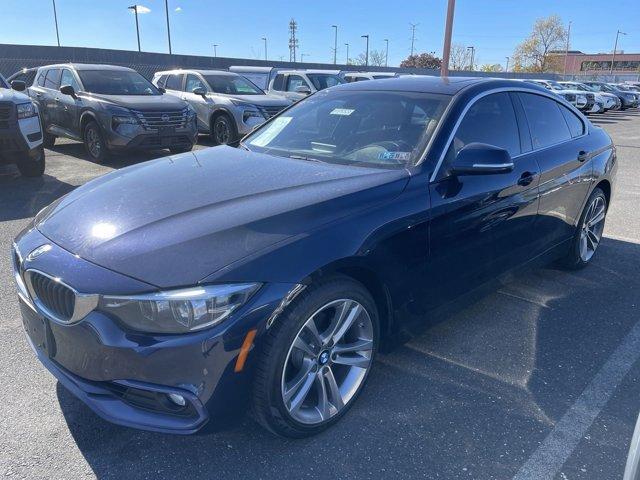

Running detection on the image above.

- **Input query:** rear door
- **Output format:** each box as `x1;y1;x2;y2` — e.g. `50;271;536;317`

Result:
516;92;592;250
30;69;60;133
427;92;540;307
164;73;184;97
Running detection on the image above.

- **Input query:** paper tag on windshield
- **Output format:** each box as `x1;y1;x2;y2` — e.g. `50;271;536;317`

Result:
378;151;412;161
330;108;355;116
249;117;292;147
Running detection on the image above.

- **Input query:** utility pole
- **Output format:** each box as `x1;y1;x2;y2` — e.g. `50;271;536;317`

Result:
467;45;475;71
262;37;268;60
440;0;456;77
331;25;338;64
52;0;61;47
213;44;218;57
505;56;510;72
409;23;418;57
361;34;369;67
344;43;349;64
384;39;389;67
128;6;141;52
563;21;572;77
164;0;172;54
610;29;626;75
289;19;299;62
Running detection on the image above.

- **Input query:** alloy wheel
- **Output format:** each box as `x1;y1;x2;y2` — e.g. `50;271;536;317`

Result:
214;118;231;144
579;195;606;262
281;299;374;425
86;127;102;158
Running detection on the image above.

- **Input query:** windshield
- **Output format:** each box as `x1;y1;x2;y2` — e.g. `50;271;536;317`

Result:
307;74;344;91
78;70;159;95
243;89;450;169
547;80;564;90
204;75;264;95
0;75;7;89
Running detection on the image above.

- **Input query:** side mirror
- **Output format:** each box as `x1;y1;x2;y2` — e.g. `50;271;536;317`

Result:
158;86;166;94
295;85;312;95
60;85;76;97
452;143;514;175
11;80;26;92
192;87;207;97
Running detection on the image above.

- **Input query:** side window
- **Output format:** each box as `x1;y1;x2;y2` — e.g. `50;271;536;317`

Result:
448;92;521;159
355;76;370;82
165;74;183;91
43;69;61;90
558;104;585;138
36;70;47;87
519;93;571;149
155;75;168;88
60;69;80;91
272;74;284;91
185;74;206;93
286;75;306;92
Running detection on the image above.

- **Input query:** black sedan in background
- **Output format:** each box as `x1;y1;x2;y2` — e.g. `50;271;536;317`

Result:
13;77;616;438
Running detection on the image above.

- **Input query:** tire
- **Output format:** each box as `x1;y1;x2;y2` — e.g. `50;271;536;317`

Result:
252;276;379;438
210;113;237;146
16;146;45;177
83;121;109;163
559;187;608;270
169;144;194;154
42;131;56;148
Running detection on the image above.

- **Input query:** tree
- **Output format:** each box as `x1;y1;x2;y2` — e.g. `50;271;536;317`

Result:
353;49;387;67
512;15;567;72
400;52;442;69
479;63;503;72
449;44;472;71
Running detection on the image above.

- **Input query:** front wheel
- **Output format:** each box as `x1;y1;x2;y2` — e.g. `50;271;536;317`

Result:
16;146;45;177
560;187;607;269
210;113;237;146
252;276;378;438
83;121;109;163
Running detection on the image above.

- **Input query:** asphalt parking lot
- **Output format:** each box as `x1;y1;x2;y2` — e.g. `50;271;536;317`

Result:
1;110;640;480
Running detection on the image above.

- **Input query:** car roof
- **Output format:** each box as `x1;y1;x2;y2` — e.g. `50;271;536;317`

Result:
154;69;237;76
37;63;136;72
332;75;500;95
277;69;341;75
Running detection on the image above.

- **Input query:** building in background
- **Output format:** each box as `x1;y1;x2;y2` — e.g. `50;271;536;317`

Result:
551;50;640;77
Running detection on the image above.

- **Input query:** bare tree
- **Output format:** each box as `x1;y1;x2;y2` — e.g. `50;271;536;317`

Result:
512;15;567;72
479;63;503;72
449;44;472;71
353;49;387;67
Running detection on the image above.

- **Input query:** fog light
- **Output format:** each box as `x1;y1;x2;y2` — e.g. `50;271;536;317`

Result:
167;393;186;407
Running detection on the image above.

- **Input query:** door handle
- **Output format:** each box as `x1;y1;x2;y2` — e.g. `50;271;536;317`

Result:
517;171;537;187
578;150;589;162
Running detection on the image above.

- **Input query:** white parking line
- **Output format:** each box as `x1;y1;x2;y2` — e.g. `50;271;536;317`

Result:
513;319;640;480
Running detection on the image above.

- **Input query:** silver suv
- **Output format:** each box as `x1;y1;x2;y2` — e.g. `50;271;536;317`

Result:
153;70;292;145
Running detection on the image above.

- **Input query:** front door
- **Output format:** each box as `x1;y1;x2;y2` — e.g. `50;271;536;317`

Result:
56;69;82;138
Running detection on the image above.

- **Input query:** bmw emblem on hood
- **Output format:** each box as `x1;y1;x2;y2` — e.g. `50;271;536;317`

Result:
26;244;52;262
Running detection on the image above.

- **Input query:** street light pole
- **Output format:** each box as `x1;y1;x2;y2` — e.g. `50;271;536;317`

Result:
52;0;61;47
262;37;268;61
344;43;349;64
440;0;456;77
610;29;626;75
466;46;475;71
361;34;369;67
213;44;218;57
128;5;141;52
505;56;510;73
563;21;572;77
331;25;338;64
301;53;308;63
384;39;389;67
164;0;172;54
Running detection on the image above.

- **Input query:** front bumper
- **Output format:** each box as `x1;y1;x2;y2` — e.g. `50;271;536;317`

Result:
14;227;295;434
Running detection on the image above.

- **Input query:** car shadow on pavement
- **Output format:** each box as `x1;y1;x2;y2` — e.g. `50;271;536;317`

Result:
47;141;174;168
55;236;640;480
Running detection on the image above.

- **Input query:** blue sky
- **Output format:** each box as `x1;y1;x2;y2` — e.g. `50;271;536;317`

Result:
2;0;639;67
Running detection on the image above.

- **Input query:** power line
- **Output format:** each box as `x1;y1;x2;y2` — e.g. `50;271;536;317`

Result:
288;19;299;62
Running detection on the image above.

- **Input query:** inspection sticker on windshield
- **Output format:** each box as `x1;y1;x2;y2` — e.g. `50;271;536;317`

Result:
379;151;411;161
249;117;292;147
330;108;355;116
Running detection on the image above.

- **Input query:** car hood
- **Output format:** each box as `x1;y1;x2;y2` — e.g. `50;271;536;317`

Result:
36;147;409;288
82;93;187;111
0;87;31;103
223;94;292;107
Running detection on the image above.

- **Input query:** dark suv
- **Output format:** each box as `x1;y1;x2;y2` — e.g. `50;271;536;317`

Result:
28;64;198;162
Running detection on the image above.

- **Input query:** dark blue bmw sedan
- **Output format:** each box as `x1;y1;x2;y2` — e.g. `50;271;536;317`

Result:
13;76;616;437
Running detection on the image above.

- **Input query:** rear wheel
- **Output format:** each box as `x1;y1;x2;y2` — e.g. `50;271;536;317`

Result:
210;113;237;146
83;121;109;163
560;187;607;269
16;146;45;177
252;276;378;438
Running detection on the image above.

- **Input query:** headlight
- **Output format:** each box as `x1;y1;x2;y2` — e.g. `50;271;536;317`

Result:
16;102;37;119
111;112;140;135
98;283;261;333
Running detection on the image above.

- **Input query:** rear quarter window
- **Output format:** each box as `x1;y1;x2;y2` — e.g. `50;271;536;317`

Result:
558;104;585;138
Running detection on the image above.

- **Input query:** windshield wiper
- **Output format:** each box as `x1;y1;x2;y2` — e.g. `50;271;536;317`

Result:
288;154;324;163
